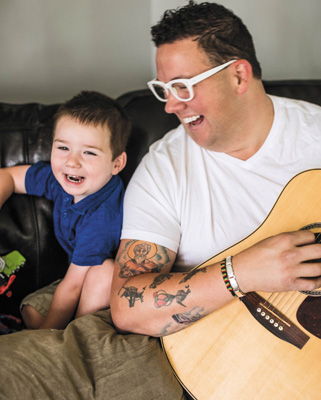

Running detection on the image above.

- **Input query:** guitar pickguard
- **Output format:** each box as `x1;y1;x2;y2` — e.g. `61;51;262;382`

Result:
297;296;321;339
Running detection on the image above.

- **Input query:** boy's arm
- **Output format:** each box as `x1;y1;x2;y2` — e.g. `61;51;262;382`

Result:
0;165;30;208
39;263;90;330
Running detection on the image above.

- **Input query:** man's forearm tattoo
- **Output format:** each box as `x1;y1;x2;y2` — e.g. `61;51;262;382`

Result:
117;241;206;319
119;285;146;308
153;285;190;308
179;267;207;284
172;306;205;325
117;240;170;278
149;273;173;288
160;321;173;336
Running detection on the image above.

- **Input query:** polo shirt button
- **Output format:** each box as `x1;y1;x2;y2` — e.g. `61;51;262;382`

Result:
64;197;69;202
63;212;67;217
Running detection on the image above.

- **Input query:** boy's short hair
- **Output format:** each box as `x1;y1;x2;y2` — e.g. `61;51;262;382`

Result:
151;1;261;79
54;91;131;160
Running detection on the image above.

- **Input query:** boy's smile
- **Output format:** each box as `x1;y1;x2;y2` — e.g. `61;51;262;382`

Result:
65;174;85;183
51;116;122;203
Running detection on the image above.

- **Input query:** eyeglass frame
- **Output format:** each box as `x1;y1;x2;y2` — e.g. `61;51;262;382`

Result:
147;59;237;102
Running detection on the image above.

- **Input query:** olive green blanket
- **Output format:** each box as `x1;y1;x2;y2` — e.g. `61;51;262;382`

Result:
0;310;184;400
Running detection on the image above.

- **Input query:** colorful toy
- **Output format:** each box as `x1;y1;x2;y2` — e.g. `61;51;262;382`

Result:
0;250;26;297
0;314;24;334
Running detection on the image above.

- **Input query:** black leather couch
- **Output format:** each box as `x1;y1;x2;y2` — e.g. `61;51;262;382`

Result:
1;82;321;318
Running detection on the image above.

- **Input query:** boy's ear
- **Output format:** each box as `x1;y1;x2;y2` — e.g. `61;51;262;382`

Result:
112;152;127;175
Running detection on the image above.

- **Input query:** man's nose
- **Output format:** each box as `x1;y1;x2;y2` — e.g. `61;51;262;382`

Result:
164;92;186;114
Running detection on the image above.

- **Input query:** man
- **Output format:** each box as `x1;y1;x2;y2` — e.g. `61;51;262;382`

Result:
110;1;321;337
1;2;321;399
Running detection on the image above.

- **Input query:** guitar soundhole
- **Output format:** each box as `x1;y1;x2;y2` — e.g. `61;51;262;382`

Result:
297;296;321;339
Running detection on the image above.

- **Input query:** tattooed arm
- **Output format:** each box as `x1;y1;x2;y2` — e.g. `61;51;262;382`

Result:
111;230;321;336
110;239;234;337
111;235;321;336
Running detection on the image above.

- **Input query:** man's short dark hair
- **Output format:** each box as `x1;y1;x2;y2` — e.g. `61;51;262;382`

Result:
151;1;261;79
54;91;131;160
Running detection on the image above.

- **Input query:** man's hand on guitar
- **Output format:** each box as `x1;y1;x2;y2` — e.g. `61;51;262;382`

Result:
233;230;321;294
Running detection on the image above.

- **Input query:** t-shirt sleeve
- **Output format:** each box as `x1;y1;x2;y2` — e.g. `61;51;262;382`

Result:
25;161;56;201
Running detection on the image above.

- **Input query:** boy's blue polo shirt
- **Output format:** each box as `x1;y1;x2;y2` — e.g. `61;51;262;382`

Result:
25;161;124;266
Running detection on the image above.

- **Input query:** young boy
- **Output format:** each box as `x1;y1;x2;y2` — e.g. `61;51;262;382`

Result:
0;91;131;330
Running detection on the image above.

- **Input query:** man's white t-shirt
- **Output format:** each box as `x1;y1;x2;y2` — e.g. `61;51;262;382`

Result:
121;95;321;271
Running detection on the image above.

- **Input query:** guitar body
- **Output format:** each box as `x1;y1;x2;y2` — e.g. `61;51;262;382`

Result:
161;169;321;400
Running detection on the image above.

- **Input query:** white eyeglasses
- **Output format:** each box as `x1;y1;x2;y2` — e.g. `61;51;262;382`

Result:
147;59;237;102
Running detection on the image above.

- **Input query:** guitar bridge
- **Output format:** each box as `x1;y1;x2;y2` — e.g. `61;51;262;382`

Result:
240;292;309;349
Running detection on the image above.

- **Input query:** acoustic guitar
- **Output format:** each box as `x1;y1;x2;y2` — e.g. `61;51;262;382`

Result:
161;169;321;400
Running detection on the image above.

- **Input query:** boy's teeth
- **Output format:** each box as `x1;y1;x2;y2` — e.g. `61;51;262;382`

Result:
183;115;201;124
66;175;84;183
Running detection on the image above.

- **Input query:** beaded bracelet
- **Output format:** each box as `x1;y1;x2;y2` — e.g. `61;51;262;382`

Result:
220;259;237;297
225;256;245;298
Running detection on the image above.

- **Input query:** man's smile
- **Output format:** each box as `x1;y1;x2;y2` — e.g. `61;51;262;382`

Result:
183;115;201;124
182;115;204;127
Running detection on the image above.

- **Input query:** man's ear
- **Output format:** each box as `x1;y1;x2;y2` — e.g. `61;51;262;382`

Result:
233;59;252;94
112;152;127;175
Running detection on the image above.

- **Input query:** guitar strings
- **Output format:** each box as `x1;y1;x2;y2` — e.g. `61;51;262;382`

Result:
281;291;303;316
264;292;287;310
262;291;303;323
